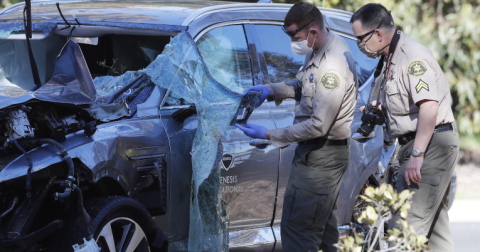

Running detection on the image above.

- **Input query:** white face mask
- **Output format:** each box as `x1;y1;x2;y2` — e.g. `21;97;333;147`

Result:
291;31;316;55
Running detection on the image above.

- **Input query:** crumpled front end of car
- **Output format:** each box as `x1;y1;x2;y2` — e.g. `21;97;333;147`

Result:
0;21;165;250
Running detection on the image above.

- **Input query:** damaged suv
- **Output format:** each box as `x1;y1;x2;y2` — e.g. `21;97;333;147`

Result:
0;1;456;251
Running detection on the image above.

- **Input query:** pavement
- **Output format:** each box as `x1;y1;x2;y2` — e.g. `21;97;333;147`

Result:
448;199;480;252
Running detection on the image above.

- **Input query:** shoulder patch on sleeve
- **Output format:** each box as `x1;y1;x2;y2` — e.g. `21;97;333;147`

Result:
415;80;429;93
320;72;340;91
407;60;428;77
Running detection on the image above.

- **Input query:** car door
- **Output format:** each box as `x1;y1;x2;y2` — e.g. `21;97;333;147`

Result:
243;24;305;239
159;24;280;248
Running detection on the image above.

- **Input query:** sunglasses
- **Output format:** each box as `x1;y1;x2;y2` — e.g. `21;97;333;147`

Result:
355;11;392;41
282;19;315;37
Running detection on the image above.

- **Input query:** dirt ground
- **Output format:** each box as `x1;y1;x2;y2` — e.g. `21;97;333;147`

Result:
454;163;480;199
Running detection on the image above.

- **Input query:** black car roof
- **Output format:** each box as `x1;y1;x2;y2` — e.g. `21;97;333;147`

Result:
0;0;354;35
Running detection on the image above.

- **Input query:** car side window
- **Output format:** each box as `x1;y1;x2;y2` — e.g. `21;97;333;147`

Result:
342;38;379;87
163;25;253;107
253;25;305;83
197;25;253;93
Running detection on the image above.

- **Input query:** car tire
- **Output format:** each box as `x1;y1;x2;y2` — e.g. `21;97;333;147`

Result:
51;196;165;252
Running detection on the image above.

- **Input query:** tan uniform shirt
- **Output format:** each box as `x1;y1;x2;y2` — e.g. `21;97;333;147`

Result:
265;31;358;148
380;31;455;138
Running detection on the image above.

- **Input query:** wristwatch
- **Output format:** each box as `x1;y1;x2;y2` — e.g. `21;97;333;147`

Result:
411;148;425;157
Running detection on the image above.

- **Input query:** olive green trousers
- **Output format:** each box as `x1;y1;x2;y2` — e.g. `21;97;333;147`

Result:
391;127;459;252
281;142;349;252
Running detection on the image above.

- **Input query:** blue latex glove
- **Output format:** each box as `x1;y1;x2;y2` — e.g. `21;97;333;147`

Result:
235;123;268;139
243;85;271;108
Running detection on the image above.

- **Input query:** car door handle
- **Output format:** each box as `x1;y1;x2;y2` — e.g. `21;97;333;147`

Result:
249;139;272;146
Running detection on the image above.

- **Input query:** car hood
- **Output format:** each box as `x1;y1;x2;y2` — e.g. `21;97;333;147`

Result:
0;39;96;110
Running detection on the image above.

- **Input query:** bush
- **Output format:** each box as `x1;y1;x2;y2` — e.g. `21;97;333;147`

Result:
335;184;429;252
0;0;23;9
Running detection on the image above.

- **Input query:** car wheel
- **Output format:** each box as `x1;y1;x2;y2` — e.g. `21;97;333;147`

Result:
52;196;158;252
95;216;150;252
351;182;388;251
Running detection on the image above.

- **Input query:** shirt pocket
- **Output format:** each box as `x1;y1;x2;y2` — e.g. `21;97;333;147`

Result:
301;81;314;111
384;81;407;115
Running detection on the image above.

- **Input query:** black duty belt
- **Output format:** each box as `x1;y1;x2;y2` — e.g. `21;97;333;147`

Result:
299;137;349;146
398;123;454;145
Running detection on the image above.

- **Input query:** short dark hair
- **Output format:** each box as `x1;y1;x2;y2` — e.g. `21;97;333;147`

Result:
284;2;324;30
350;3;394;31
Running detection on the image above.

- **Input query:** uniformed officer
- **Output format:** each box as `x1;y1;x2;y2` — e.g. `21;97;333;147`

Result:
235;2;358;251
351;4;459;251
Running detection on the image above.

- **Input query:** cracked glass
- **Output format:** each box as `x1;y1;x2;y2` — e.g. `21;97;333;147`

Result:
0;22;57;39
165;25;253;107
0;31;64;90
94;31;249;250
144;32;241;250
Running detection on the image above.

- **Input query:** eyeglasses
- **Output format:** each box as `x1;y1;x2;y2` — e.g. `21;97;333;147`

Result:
355;11;392;41
355;29;376;42
282;19;315;37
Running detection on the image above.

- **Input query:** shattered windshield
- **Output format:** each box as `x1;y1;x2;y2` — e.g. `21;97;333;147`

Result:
0;31;169;111
0;35;64;91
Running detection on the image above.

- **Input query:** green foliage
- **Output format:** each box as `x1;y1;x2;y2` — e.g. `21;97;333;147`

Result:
336;184;429;252
275;0;480;135
97;58;127;75
1;0;23;9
